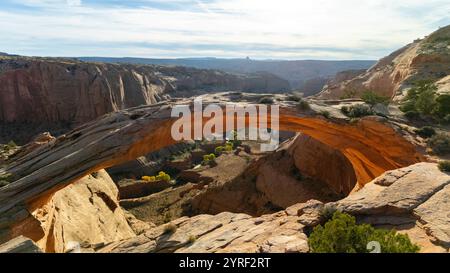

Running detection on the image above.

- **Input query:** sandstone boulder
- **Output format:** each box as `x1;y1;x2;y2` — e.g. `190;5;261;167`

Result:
0;236;42;253
29;170;135;253
333;163;450;215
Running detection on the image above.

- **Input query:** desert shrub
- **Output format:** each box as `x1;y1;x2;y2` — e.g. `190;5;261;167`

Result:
438;161;450;172
259;97;274;104
309;211;420;253
142;176;156;182
215;143;233;155
202;153;217;166
163;224;177;234
414;126;436;138
229;130;242;148
215;146;224;155
319;110;331;119
400;81;437;115
297;99;311;111
163;212;172;223
156;171;171;181
400;81;449;123
341;104;373;118
142;171;171;182
428;133;450;155
361;90;390;106
187;235;197;244
433;94;450;119
224;142;233;151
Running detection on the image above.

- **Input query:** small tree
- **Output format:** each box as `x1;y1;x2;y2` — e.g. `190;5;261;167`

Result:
400;81;439;117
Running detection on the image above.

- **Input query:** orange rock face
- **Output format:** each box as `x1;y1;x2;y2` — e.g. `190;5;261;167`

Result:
287;134;357;195
277;115;425;189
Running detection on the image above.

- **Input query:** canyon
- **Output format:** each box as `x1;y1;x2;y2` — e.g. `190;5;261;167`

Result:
0;25;449;253
0;56;289;143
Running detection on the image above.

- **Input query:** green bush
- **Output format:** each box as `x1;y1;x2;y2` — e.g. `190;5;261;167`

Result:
319;110;331;119
438;161;450;172
414;126;436;138
202;153;217;166
297;99;311;111
433;94;450;119
259;97;274;104
215;146;224;155
428;133;450;155
215;143;233;155
309;211;420;253
229;130;242;148
163;223;177;234
361;91;390;106
341;104;373;118
400;81;449;123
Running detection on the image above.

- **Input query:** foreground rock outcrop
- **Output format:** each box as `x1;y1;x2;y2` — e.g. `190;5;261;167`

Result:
29;170;135;253
318;25;450;100
98;163;449;253
331;162;450;251
98;208;309;253
1;169;135;252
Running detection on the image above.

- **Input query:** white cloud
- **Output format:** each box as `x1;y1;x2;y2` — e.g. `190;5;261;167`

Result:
67;0;81;6
0;0;448;59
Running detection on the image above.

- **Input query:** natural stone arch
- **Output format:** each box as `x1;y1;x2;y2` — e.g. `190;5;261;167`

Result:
0;99;424;215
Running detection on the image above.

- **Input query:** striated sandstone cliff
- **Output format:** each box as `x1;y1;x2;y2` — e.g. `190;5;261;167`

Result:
318;25;450;100
0;56;290;127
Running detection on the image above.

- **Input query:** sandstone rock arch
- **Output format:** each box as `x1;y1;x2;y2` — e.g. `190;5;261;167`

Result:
0;98;424;215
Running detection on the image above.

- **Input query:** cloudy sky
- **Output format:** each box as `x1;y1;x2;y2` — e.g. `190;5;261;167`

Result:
0;0;449;60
